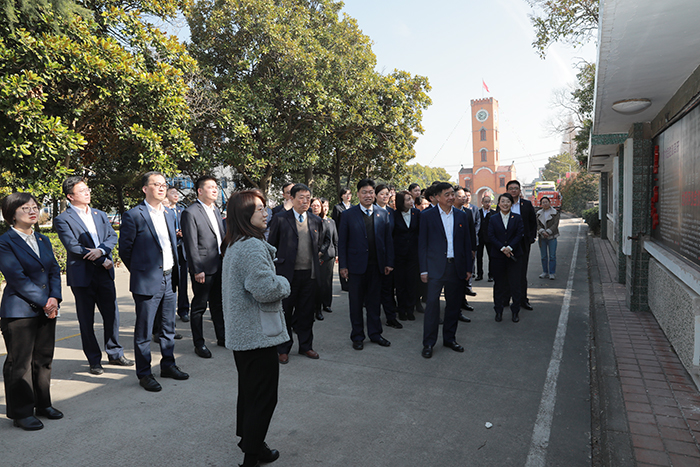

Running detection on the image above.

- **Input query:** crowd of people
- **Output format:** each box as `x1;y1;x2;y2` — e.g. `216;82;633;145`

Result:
0;172;560;467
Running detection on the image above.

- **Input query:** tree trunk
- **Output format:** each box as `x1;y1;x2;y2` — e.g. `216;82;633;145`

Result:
116;185;125;217
304;166;314;188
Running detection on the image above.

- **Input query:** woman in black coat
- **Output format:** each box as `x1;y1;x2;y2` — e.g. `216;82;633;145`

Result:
313;198;338;321
488;193;524;323
392;191;421;321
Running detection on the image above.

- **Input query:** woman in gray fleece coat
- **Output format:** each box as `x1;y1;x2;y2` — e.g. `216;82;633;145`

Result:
221;190;290;467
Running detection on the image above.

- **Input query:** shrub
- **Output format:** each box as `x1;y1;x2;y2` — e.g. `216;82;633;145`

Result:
583;206;600;236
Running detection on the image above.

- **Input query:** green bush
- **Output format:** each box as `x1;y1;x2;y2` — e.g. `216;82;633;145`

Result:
583;206;600;236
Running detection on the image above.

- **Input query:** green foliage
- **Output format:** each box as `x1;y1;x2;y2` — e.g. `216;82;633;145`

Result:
560;172;598;216
571;63;595;165
406;163;452;188
542;152;579;181
527;0;599;58
582;205;600;235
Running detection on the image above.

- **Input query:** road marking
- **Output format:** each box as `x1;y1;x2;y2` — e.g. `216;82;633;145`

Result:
525;221;582;467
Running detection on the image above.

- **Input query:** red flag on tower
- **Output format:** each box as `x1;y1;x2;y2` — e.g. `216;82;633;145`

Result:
482;79;490;93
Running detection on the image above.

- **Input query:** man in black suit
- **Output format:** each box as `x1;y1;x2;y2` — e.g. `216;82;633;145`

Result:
271;182;294;215
476;194;496;282
165;186;189;322
119;171;189;392
338;179;394;350
331;187;353;292
506;180;537;310
54;176;133;375
268;183;323;363
453;186;477;320
181;175;227;358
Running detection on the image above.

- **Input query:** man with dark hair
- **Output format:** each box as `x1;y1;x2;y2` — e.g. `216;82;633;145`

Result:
338;178;394;350
55;176;133;375
453;186;477;318
268;183;323;363
181;175;226;358
272;182;295;215
476;194;496;282
418;182;473;359
165;186;189;322
506;180;537;310
119;171;189;391
331;187;353;292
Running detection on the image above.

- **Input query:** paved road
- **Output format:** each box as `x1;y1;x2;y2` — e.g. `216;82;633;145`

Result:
1;217;592;466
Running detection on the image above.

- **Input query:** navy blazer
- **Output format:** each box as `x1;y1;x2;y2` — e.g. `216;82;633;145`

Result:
267;208;323;282
393;208;420;259
418;206;473;280
487;211;525;259
181;201;226;276
517;198;537;244
320;218;338;262
54;206;118;287
118;201;179;295
478;208;497;244
0;230;62;318
338;204;394;274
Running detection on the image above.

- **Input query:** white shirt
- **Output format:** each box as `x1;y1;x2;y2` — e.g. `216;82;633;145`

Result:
402;210;411;228
146;200;174;272
198;200;223;254
439;206;454;258
361;205;373;217
511;197;521;215
293;208;306;223
499;211;513;253
12;227;40;257
71;204;103;254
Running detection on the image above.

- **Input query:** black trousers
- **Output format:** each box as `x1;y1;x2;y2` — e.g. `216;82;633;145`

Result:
394;255;418;316
492;257;522;315
278;269;315;354
1;315;56;419
134;274;176;378
316;258;334;310
71;267;122;366
348;266;383;342
476;242;492;278
176;246;189;316
423;261;463;347
190;269;225;347
518;242;533;304
234;346;279;455
380;270;397;321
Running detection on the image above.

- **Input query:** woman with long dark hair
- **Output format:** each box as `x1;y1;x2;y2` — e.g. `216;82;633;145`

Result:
221;190;291;467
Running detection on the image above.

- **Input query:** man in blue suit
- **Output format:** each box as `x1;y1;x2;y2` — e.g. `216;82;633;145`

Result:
55;177;133;375
119;171;189;392
338;179;394;350
418;182;473;359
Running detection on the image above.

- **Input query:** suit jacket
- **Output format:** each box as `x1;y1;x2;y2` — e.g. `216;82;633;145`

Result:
320;218;338;262
0;230;62;318
54;206;118;287
181;201;226;276
465;204;480;239
118;200;179;295
460;205;478;252
393;208;420;259
418;206;473;281
487;211;525;259
338;204;394;275
478;208;497;244
171;204;185;248
267;208;323;282
517;197;537;244
331;202;352;227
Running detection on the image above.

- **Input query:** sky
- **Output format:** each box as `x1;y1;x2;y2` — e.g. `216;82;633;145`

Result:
158;0;596;184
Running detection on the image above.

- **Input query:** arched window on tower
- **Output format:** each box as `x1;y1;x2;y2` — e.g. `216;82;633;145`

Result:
481;149;487;162
480;128;486;141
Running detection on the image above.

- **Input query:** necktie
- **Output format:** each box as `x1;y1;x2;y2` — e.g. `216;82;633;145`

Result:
299;214;303;222
365;209;370;216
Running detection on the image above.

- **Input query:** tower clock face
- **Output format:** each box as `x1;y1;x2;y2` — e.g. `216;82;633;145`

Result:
476;109;489;122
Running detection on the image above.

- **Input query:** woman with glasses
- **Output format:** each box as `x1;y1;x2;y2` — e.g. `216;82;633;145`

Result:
0;193;63;431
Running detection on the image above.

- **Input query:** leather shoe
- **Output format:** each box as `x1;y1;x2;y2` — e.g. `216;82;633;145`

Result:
495;312;503;322
89;364;104;375
487;276;494;282
194;345;212;358
278;353;289;364
161;365;189;380
13;416;43;431
352;341;364;350
458;313;471;323
407;312;416;321
323;306;333;313
512;312;520;323
461;301;474;311
475;275;483;281
421;345;433;358
36;406;63;419
139;374;162;392
372;337;391;347
258;442;280;463
443;341;465;352
108;356;134;366
179;314;190;322
300;349;319;359
415;302;424;313
398;312;407;321
174;333;183;340
522;302;534;311
386;319;403;329
465;289;477;296
315;311;324;321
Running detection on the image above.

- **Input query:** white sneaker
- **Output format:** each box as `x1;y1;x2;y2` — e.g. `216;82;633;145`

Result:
549;274;556;280
539;273;549;279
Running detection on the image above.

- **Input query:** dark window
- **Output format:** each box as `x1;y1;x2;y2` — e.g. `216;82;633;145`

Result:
499;177;505;187
481;149;487;162
480;128;486;141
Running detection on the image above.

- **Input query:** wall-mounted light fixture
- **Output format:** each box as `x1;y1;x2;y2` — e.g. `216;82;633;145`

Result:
612;98;652;115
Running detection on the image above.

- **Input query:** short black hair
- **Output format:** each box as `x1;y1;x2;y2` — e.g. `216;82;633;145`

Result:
415;195;426;206
464;187;471;193
283;182;295;193
433;182;454;196
408;183;420;191
498;193;515;209
63;176;86;197
141;171;165;188
1;192;40;225
506;180;521;190
423;185;435;200
290;183;311;198
338;187;351;198
375;184;390;195
357;178;375;191
453;185;465;193
195;175;218;192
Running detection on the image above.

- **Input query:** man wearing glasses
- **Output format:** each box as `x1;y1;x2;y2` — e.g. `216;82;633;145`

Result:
119;171;189;391
55;176;134;375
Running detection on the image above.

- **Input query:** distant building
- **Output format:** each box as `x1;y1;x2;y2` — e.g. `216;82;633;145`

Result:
458;97;516;201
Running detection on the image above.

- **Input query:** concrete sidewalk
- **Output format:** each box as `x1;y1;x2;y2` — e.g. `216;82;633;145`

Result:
589;236;700;466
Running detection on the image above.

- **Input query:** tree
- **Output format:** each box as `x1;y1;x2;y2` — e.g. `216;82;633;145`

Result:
406;163;452;188
527;0;599;58
559;171;598;216
542;152;579;181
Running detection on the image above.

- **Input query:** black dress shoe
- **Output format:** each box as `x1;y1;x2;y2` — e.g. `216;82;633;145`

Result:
174;333;183;340
407;312;416;321
465;289;477;296
352;341;364;350
475;275;483;281
415;302;425;313
512;312;520;323
398;312;407;321
323;306;333;313
315;311;324;321
372;336;391;347
522;302;534;311
36;406;63;419
487;276;494;282
217;339;226;347
421;345;433;358
13;416;43;430
495;312;503;322
458;313;471;323
161;365;189;380
461;301;474;311
89;364;104;375
386;319;403;329
258;442;280;463
443;341;465;352
139;375;162;392
108;356;134;366
195;345;212;358
179;314;190;322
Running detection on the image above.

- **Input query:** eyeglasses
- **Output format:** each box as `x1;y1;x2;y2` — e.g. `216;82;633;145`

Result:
149;183;168;189
20;206;40;213
74;187;91;195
